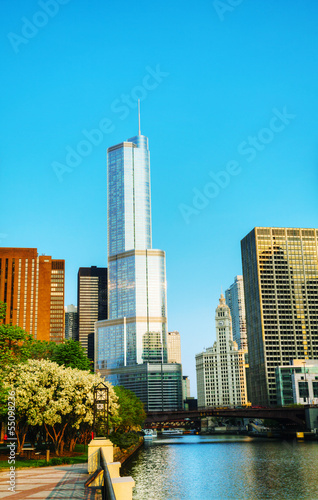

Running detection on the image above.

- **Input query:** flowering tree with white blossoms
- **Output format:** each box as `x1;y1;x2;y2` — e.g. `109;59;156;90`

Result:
3;359;119;455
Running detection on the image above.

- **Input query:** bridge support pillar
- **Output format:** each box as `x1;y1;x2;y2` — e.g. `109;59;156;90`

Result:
305;407;318;432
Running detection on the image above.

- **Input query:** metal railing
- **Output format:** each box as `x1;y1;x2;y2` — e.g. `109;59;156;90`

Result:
100;448;116;500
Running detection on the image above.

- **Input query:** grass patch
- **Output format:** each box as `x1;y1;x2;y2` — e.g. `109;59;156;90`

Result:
0;454;88;470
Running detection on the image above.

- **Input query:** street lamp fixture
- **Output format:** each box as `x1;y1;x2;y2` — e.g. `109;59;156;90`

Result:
93;382;110;438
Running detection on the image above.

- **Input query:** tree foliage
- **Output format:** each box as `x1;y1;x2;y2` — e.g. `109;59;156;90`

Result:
51;340;92;371
28;338;92;371
28;340;56;361
2;359;119;455
0;300;91;371
0;301;148;456
114;386;146;432
0;301;6;321
0;323;33;367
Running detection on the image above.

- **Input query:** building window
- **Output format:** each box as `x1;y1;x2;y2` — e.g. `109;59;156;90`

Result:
298;381;309;398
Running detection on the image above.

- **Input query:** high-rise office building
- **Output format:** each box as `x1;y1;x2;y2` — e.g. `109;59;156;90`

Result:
95;125;182;411
167;330;182;363
0;247;65;342
65;304;78;341
225;276;247;350
78;266;107;362
241;227;318;406
196;294;248;409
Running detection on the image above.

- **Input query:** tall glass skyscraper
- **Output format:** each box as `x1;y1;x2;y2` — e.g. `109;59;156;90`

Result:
241;227;318;407
96;129;182;411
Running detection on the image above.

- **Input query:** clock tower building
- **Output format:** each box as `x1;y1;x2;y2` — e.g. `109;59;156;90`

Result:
196;294;249;408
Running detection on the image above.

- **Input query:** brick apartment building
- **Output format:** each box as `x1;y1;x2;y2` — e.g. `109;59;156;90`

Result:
0;247;65;342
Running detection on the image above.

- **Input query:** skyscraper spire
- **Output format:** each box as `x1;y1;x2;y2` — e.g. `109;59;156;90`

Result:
138;99;141;135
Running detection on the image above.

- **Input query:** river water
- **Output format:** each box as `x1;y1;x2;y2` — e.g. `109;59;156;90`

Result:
121;434;318;500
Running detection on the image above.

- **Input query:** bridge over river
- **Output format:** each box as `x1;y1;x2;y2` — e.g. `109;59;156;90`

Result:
145;406;317;429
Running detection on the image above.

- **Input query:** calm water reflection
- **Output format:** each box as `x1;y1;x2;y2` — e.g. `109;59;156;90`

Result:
121;435;318;499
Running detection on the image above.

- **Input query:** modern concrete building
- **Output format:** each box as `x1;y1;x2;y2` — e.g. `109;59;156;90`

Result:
276;359;318;406
241;227;318;406
78;266;107;362
65;304;78;341
167;330;182;363
95;124;182;411
0;247;65;342
196;294;248;409
225;276;247;350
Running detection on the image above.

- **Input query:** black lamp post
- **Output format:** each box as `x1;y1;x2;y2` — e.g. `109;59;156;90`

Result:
93;382;110;438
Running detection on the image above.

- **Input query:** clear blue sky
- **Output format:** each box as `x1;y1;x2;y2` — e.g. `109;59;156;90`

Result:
1;0;318;395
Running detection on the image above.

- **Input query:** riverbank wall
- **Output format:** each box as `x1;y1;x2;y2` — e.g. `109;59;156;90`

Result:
114;438;144;464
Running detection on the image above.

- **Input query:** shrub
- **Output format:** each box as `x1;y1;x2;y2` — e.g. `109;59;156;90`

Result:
50;458;63;465
49;457;73;465
110;431;140;449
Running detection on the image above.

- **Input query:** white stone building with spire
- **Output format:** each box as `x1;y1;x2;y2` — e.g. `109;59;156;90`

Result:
196;294;249;409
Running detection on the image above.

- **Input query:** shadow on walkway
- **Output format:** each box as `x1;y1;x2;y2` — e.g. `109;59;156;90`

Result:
0;463;100;499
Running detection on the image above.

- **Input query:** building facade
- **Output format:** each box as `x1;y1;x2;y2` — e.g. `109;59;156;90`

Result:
225;276;247;350
196;294;248;409
78;266;107;362
182;375;191;402
95;130;182;411
276;359;318;406
167;330;182;363
241;227;318;406
0;247;65;342
65;304;78;341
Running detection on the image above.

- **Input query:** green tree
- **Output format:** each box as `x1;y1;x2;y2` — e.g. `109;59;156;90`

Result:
28;339;92;371
0;301;33;367
0;323;33;367
2;359;119;455
0;301;91;370
28;339;56;361
51;339;92;371
114;386;146;432
0;301;6;322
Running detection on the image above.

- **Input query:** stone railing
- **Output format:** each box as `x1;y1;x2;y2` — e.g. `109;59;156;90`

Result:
87;437;135;500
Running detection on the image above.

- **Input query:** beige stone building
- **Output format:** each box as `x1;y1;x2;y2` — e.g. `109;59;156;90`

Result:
196;294;248;409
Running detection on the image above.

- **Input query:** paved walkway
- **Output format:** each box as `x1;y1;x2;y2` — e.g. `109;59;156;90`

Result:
0;464;101;499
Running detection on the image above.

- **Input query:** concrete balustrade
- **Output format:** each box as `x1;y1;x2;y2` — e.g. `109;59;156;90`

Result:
87;438;135;500
88;438;114;473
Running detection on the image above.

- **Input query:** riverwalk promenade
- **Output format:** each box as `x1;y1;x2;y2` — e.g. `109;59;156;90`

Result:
0;463;100;499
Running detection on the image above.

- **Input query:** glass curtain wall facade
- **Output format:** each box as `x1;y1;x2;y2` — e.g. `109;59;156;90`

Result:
241;227;318;407
96;132;181;409
65;305;78;341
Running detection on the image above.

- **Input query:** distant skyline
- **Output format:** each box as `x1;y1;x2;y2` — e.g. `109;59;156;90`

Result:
2;0;318;394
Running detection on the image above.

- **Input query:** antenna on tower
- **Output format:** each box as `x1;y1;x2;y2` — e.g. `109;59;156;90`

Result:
138;99;141;135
